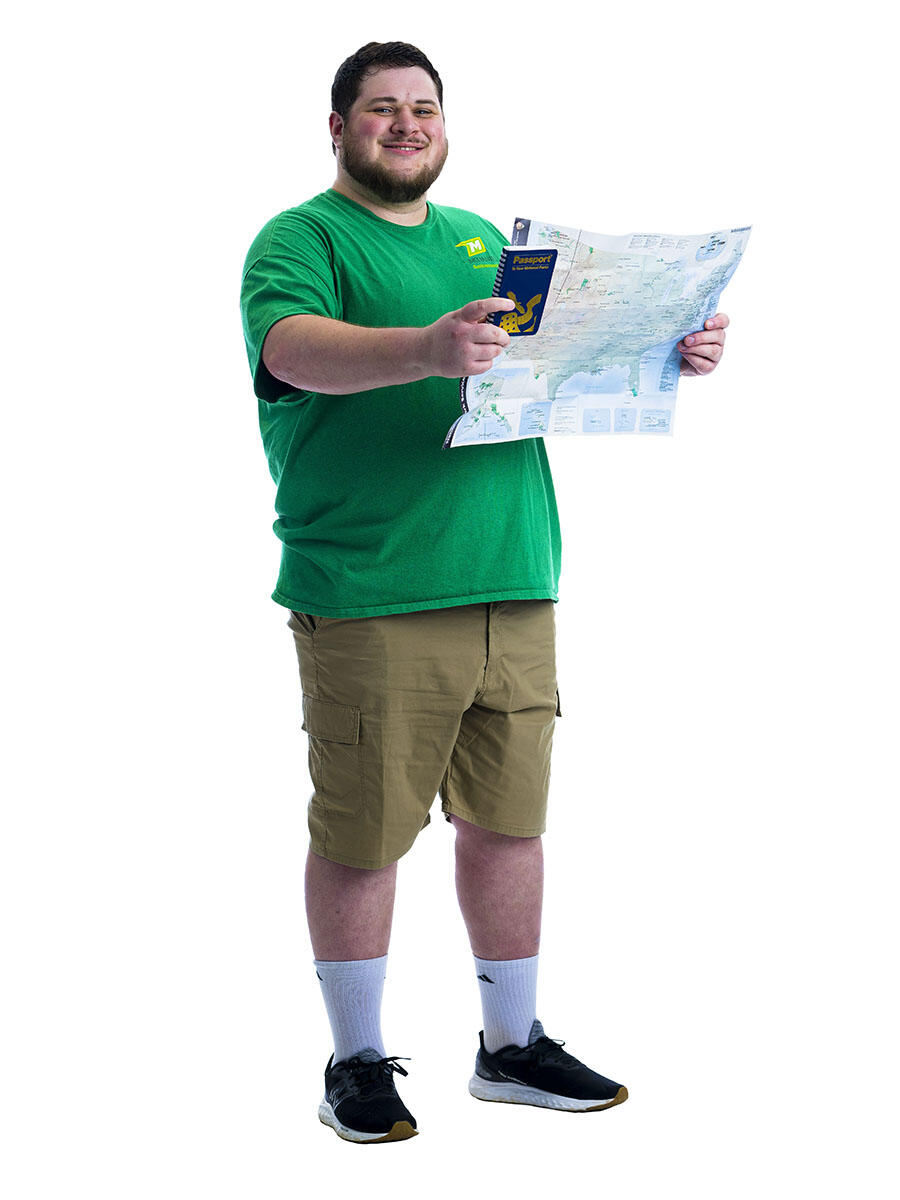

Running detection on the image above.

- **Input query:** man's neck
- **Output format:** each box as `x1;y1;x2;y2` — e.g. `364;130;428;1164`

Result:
330;176;429;227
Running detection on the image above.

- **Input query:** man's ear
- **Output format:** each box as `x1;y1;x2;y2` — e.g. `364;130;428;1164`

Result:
329;112;343;157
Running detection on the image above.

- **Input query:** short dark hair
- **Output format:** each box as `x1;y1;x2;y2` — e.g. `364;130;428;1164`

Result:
331;42;443;142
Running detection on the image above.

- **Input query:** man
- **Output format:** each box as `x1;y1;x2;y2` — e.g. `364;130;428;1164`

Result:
240;42;729;1145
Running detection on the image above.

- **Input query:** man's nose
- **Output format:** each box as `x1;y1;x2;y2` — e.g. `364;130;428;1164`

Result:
391;107;420;135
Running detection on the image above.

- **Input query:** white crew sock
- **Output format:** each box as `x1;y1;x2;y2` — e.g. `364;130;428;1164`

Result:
474;953;539;1052
314;955;388;1064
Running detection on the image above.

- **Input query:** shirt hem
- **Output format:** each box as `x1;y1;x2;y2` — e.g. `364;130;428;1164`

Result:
271;588;558;619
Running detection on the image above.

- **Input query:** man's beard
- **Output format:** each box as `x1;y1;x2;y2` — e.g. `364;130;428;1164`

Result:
339;131;449;204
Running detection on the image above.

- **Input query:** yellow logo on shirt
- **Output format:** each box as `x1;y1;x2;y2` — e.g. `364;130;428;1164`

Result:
456;237;486;257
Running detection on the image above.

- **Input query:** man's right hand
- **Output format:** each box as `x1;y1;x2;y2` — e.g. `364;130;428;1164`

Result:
418;297;516;379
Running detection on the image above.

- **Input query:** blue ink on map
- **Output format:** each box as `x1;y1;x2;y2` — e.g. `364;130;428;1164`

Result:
581;408;611;433
640;409;672;433
519;402;552;436
615;408;637;432
696;234;726;261
558;365;630;396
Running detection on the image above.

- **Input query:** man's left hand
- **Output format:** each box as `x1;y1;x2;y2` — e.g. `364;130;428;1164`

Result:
678;313;729;376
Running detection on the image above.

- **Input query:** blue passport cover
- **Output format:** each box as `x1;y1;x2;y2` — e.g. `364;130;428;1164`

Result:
486;247;558;336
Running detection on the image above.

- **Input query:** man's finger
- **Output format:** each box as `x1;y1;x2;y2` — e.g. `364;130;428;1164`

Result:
680;353;718;374
704;313;730;330
678;340;723;362
470;323;510;346
460;297;517;323
680;330;725;350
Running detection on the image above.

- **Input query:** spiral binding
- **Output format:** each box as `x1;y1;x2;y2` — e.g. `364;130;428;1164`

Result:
487;248;510;327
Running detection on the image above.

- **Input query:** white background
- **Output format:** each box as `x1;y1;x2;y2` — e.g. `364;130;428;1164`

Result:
3;1;897;1195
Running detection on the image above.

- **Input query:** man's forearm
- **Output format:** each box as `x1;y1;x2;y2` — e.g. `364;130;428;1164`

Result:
262;313;430;395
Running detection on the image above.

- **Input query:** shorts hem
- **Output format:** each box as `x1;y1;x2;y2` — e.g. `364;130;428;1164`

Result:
309;837;419;871
440;802;545;839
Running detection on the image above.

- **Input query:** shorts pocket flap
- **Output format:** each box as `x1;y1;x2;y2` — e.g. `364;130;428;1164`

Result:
301;695;361;744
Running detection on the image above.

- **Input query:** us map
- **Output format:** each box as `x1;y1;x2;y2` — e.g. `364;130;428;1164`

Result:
444;219;750;446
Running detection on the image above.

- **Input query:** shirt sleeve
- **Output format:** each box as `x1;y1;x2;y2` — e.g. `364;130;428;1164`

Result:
240;211;340;403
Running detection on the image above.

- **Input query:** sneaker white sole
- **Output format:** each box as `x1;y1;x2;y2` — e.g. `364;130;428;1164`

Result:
468;1075;628;1112
318;1099;418;1143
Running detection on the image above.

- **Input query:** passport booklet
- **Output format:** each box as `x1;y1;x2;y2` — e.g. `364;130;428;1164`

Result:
486;246;558;336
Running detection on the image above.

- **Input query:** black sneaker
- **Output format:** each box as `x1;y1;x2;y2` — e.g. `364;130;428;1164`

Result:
319;1049;418;1143
468;1019;628;1113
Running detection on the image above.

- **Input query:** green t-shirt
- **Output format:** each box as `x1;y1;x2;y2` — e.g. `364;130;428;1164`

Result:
240;188;561;618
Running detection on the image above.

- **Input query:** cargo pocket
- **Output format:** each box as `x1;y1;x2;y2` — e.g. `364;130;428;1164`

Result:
302;694;364;817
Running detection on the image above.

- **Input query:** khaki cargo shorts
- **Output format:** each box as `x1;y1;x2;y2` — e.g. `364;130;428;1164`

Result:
286;600;560;869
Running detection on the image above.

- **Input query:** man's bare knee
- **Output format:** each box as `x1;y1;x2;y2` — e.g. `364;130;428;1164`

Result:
449;813;540;848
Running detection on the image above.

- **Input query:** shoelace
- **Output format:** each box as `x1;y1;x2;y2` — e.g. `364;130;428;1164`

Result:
341;1055;411;1098
506;1036;579;1070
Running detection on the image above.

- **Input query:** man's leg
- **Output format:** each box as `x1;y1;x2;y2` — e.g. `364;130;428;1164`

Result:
306;848;396;961
451;814;543;1052
444;604;628;1110
306;847;419;1141
289;606;494;1142
452;814;628;1111
451;815;542;960
306;848;396;1063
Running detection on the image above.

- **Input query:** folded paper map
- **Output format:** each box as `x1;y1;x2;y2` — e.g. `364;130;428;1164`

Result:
444;218;750;446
